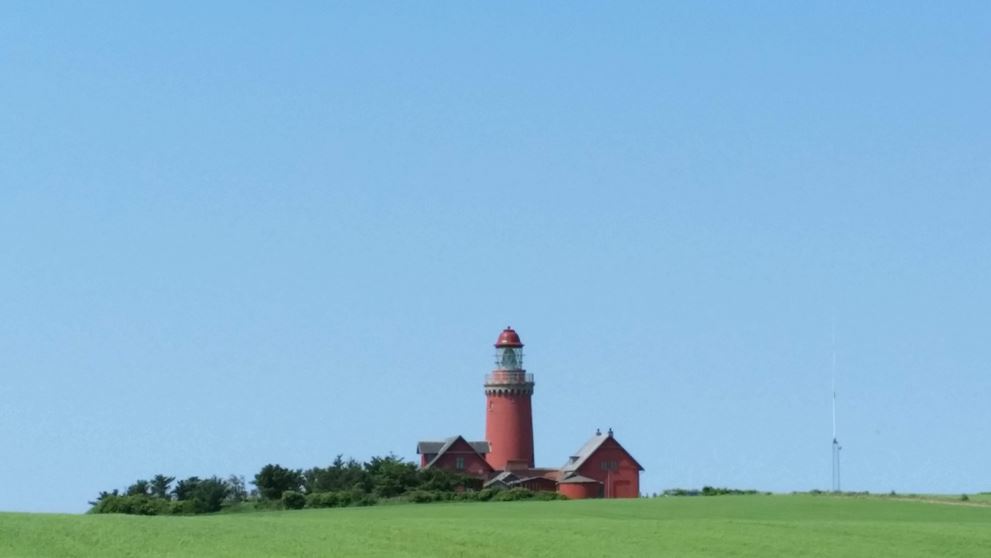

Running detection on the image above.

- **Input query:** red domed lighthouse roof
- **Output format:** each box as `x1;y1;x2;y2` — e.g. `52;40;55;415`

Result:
495;326;524;348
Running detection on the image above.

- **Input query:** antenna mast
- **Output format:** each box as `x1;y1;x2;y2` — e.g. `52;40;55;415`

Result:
831;330;842;492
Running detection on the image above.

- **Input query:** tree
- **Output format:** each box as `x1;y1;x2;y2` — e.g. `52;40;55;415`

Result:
190;476;230;513
150;475;175;499
88;489;119;507
173;477;202;501
254;464;303;500
365;455;418;498
126;479;150;496
225;475;247;504
304;455;368;494
173;476;229;513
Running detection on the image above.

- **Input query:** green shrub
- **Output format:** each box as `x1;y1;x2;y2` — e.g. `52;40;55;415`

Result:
405;490;438;504
663;488;701;496
282;491;306;510
90;494;172;516
494;488;535;502
476;488;500;502
335;490;352;507
701;486;758;496
305;492;341;509
349;489;377;507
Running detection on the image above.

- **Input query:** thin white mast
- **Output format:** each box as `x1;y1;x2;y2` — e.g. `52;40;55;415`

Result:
831;324;841;492
832;355;837;441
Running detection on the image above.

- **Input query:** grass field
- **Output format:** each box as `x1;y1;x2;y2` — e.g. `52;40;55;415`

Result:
2;495;990;557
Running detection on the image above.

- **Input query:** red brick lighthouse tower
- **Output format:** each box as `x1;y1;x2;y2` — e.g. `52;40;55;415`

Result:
484;327;535;470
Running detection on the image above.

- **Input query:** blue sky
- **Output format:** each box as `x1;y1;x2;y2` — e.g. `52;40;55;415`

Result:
1;2;989;512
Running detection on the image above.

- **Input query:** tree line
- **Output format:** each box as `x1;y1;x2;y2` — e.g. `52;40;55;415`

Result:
89;473;248;515
88;454;560;515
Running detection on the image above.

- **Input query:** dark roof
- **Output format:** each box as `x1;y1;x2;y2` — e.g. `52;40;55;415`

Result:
417;436;492;469
417;438;490;455
484;470;559;488
560;432;644;473
483;471;518;488
505;468;560;481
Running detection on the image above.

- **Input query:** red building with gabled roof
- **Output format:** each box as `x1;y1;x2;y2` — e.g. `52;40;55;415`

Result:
416;436;493;477
416;327;643;498
558;428;644;498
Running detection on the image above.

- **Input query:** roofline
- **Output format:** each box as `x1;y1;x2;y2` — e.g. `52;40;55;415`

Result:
563;433;645;473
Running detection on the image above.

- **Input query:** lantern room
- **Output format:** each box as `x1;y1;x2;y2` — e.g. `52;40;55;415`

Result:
494;326;524;370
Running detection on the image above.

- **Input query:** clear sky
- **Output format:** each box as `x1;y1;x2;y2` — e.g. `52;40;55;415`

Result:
2;2;989;513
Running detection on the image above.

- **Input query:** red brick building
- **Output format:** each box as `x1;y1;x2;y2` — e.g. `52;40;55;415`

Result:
417;327;643;499
558;428;643;498
416;436;492;477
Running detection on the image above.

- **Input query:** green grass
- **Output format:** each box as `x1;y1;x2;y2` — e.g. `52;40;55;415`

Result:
2;495;990;557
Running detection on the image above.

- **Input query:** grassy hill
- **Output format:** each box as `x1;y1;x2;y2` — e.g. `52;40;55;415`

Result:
2;495;990;557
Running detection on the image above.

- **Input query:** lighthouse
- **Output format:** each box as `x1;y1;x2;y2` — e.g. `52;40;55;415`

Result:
416;324;643;497
484;327;535;470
